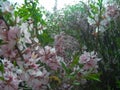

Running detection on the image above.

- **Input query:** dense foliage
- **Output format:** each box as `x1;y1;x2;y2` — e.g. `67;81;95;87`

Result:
0;0;120;90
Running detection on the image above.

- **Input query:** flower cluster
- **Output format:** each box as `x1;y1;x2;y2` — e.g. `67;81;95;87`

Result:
0;58;21;90
38;46;61;71
54;32;79;62
79;51;100;71
106;4;120;18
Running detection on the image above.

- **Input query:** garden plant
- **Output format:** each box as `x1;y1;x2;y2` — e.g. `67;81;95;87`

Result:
0;0;120;90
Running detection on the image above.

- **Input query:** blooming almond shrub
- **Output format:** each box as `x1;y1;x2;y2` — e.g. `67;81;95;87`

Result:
0;0;102;90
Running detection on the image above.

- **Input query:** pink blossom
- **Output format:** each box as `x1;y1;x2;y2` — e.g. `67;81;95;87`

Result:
79;51;91;64
0;26;21;59
0;45;17;59
3;71;21;90
39;46;60;70
54;33;80;63
0;26;21;57
0;19;8;40
8;26;20;41
106;5;119;18
54;34;65;57
0;59;21;90
79;51;100;70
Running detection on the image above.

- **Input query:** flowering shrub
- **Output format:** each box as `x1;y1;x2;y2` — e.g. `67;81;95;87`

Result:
0;0;102;90
46;0;120;89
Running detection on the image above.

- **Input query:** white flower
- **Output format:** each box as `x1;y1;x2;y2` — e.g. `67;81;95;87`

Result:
34;37;39;43
38;30;43;34
35;71;43;77
0;1;13;13
50;48;56;53
20;23;32;43
16;69;22;74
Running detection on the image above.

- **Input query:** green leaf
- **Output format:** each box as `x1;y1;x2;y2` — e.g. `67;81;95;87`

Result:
90;4;98;14
37;31;53;46
116;80;120;88
86;73;101;82
60;61;71;74
0;77;4;80
0;39;8;45
97;0;103;7
0;60;4;73
70;53;79;68
73;81;80;85
60;61;67;72
0;39;3;44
